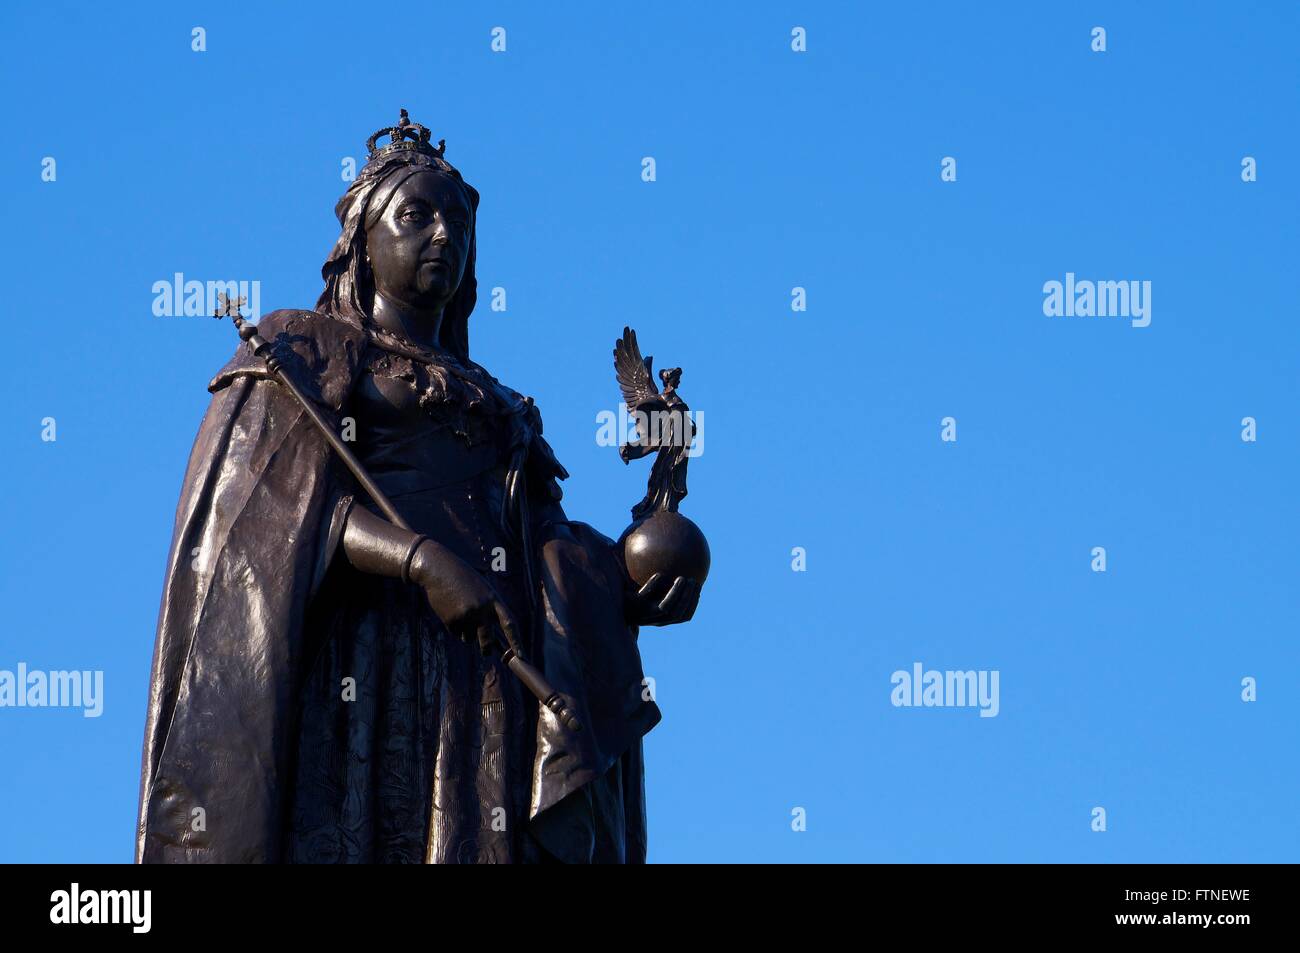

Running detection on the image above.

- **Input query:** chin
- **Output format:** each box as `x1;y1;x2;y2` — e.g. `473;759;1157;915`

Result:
414;284;456;306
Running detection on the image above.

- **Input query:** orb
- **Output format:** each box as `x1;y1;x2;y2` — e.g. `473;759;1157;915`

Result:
620;510;711;589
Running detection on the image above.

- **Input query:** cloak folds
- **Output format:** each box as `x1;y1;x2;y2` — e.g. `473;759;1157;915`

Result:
136;310;661;863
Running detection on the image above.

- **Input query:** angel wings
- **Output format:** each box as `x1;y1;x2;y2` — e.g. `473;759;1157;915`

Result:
614;326;665;413
613;326;690;461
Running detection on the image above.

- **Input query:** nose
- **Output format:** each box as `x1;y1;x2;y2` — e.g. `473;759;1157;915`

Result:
429;213;451;247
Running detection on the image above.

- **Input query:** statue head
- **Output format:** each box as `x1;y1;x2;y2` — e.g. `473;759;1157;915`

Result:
318;110;480;361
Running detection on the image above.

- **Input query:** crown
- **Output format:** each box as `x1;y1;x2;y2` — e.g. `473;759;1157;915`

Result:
366;109;447;163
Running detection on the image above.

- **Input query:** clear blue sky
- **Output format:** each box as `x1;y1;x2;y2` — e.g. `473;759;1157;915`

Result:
1;1;1297;863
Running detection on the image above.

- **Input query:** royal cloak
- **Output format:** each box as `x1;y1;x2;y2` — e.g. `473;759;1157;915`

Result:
136;309;661;863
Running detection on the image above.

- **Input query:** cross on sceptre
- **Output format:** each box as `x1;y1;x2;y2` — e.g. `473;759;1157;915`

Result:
213;293;247;320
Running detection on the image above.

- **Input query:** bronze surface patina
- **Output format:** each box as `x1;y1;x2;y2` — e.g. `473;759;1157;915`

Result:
136;111;707;864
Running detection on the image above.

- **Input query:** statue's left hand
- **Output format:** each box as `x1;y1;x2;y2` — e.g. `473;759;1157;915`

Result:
628;573;701;627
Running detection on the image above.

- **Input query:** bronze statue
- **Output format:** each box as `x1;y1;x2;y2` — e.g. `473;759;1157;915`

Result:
136;111;707;864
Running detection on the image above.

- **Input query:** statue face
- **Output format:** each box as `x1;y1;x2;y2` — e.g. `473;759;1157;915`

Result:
366;170;471;313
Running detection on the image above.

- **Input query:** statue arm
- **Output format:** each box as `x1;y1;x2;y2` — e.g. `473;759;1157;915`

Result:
526;484;702;629
518;399;701;628
341;502;523;657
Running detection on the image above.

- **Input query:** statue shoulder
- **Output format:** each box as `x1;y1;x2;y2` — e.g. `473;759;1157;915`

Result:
208;308;369;411
468;370;571;490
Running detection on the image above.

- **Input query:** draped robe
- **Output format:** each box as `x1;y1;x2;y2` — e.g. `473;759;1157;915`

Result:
136;308;660;863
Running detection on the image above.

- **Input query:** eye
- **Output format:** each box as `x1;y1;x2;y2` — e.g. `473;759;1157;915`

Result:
399;207;428;223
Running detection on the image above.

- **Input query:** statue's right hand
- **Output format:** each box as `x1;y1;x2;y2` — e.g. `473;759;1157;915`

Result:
408;540;523;658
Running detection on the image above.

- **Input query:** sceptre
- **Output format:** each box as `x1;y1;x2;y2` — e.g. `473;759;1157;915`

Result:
216;298;582;732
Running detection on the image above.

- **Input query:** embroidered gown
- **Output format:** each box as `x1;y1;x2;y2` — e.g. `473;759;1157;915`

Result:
287;334;562;862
